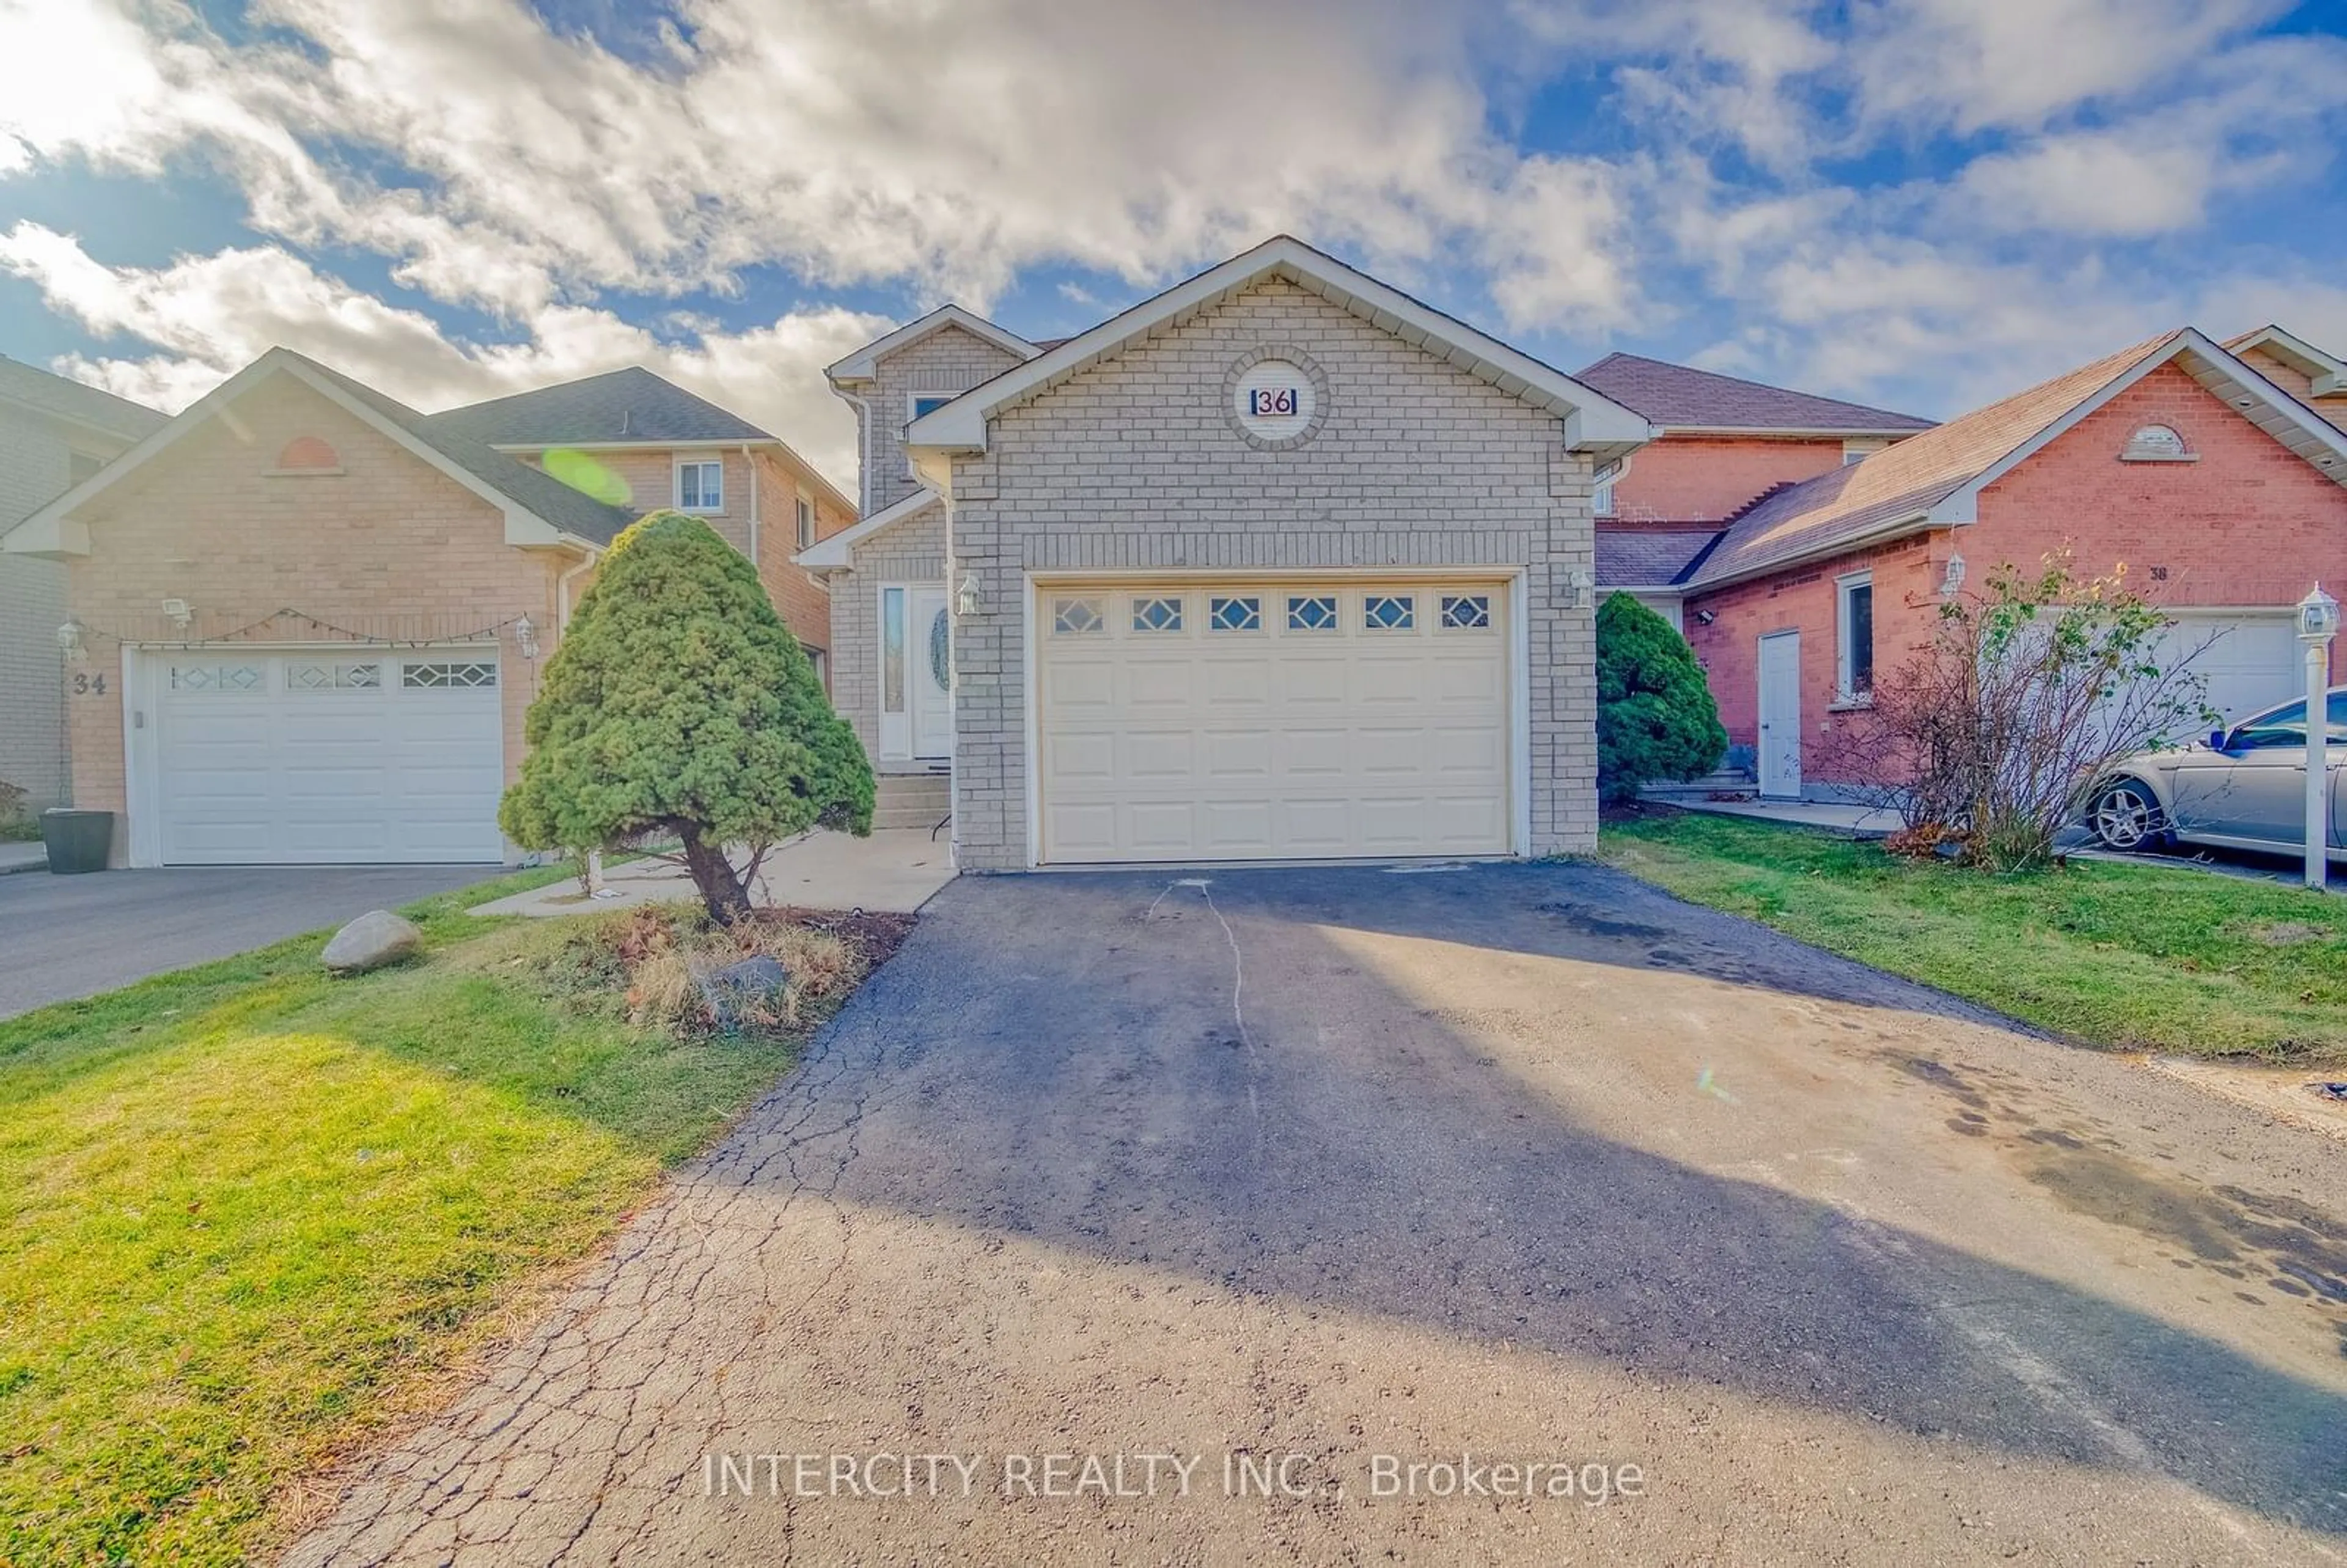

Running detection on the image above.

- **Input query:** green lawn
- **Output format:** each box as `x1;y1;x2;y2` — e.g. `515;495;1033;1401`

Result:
0;871;828;1564
1600;810;2347;1063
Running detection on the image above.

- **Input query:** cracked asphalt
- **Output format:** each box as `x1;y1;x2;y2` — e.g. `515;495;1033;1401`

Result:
284;862;2347;1565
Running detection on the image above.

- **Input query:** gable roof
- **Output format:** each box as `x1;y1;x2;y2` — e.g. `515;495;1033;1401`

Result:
1682;328;2347;591
2226;325;2346;398
0;356;167;444
425;365;771;447
4;347;634;557
826;306;1039;385
1573;352;1933;435
795;486;938;572
905;235;1655;466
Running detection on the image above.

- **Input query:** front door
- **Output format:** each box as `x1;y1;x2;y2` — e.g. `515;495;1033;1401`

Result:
1758;631;1802;799
910;585;953;759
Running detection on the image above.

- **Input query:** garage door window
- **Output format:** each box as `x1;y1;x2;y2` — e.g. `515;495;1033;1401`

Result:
1132;596;1184;633
1287;595;1338;631
1208;595;1261;632
1364;593;1415;631
171;664;262;692
1051;597;1104;635
1441;594;1491;631
286;662;383;690
402;660;498;689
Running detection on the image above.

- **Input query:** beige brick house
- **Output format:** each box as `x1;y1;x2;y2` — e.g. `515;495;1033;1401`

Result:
804;236;1651;870
1;350;848;866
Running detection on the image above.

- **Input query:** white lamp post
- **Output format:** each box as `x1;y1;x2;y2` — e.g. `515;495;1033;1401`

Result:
2296;584;2339;890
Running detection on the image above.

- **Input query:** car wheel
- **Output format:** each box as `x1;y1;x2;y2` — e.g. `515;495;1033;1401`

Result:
2088;779;2166;852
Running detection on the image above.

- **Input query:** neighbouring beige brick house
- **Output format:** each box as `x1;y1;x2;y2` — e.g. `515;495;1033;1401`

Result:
0;359;166;813
804;236;1651;870
1;351;850;866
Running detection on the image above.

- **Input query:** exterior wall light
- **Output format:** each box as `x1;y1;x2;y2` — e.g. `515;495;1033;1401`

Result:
161;598;193;632
56;620;85;662
1941;552;1967;598
1567;569;1595;610
515;614;539;659
956;572;982;618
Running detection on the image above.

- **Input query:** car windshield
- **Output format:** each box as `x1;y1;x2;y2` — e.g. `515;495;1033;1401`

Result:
2227;689;2347;742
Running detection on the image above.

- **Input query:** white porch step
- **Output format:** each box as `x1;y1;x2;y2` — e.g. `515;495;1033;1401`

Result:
874;772;950;832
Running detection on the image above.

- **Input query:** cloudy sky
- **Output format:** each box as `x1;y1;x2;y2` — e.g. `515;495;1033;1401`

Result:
2;0;2343;489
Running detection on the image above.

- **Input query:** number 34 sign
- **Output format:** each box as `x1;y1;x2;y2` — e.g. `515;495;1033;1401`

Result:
1246;387;1299;417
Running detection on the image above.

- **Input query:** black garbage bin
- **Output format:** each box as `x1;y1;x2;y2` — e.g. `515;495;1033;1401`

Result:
40;808;113;874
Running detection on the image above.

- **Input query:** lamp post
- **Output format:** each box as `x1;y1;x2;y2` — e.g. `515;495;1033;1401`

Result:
2297;584;2339;891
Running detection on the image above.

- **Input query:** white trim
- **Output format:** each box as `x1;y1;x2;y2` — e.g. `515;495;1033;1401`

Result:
1835;569;1874;702
1028;564;1515;584
1022;573;1040;870
672;455;725;513
2;348;603;558
124;645;151;868
1510;566;1532;857
905;390;962;423
904;236;1654;464
826;305;1039;384
1926;329;2347;525
795;488;817;551
796;488;941;571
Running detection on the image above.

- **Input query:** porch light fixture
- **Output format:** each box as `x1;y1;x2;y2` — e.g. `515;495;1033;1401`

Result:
55;620;85;662
1567;568;1595;610
955;571;982;618
1941;552;1967;598
515;613;539;659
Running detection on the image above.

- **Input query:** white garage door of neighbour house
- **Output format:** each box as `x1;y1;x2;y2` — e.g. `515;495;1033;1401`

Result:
2157;614;2305;727
1034;580;1513;864
149;648;505;865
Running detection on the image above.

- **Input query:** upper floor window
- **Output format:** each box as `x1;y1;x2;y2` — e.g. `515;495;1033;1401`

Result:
676;459;724;512
907;393;957;426
796;494;816;549
1837;571;1874;700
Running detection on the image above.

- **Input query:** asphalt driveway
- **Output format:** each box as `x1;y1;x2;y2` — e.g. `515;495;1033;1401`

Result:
0;864;505;1019
289;862;2347;1564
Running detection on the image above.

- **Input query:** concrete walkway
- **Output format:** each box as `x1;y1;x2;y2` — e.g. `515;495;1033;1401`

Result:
469;829;955;917
1668;795;1902;835
0;840;47;875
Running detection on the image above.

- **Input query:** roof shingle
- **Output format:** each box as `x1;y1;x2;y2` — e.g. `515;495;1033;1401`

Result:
1574;352;1933;434
424;366;771;447
0;357;167;439
1684;332;2181;588
1595;529;1721;588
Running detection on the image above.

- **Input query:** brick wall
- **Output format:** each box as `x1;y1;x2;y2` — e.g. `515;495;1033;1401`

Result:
59;374;574;863
0;405;77;808
754;449;854;680
942;276;1596;870
828;500;947;766
858;326;1027;515
1609;434;1848;522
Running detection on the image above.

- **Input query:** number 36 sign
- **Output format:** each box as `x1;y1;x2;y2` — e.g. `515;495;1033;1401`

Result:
1246;386;1299;417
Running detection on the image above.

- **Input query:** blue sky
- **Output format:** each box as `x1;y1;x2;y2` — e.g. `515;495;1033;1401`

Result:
2;0;2344;488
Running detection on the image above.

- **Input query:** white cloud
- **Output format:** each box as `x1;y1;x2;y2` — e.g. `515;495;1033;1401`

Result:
0;223;886;486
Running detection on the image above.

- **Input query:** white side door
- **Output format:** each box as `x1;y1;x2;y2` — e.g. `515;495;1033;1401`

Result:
1757;630;1802;798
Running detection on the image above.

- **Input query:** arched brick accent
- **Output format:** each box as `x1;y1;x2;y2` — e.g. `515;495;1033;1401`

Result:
276;435;340;469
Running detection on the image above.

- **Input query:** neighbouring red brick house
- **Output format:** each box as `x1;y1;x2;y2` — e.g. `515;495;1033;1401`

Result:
1604;329;2347;798
1578;353;1932;633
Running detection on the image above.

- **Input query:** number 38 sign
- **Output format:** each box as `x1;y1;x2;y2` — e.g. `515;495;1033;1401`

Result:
1247;386;1299;418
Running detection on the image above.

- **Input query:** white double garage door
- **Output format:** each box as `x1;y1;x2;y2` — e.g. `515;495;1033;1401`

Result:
134;647;505;865
2155;612;2313;727
1034;577;1519;864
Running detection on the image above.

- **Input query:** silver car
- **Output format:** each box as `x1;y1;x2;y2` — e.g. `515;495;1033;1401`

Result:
2085;687;2347;860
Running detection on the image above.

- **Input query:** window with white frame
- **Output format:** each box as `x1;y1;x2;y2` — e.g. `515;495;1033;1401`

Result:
1836;571;1874;700
907;392;957;426
796;493;816;549
676;459;724;512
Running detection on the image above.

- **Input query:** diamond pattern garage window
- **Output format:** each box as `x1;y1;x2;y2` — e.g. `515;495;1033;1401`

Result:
287;662;383;690
402;661;498;690
171;664;263;692
1053;598;1104;635
1364;594;1415;631
1441;594;1491;631
1286;595;1338;631
1209;596;1261;632
1132;596;1184;633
